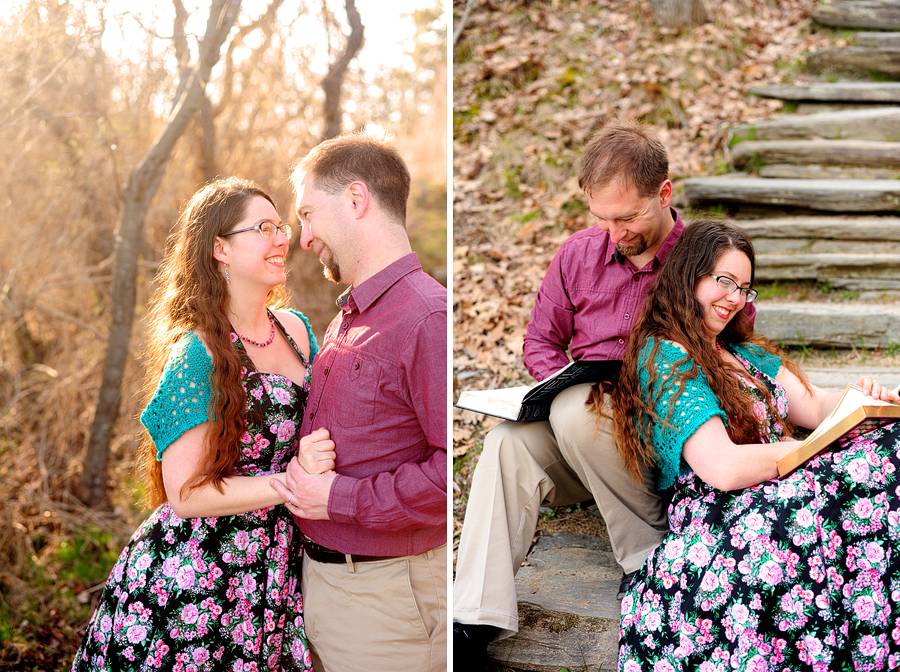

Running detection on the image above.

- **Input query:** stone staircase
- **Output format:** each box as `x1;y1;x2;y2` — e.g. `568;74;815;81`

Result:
683;0;900;351
489;4;900;670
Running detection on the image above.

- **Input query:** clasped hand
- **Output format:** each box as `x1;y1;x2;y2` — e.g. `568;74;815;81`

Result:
270;427;336;520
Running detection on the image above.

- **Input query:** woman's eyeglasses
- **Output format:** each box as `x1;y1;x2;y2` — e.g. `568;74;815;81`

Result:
222;221;292;240
709;274;757;302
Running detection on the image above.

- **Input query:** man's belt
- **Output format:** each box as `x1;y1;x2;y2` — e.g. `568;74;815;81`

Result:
300;534;395;564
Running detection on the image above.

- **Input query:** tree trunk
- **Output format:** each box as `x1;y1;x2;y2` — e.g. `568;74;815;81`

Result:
198;92;218;182
650;0;709;29
75;0;242;507
321;0;364;140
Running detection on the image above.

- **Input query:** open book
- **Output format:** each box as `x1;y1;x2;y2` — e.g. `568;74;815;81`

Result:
776;383;900;477
454;360;621;422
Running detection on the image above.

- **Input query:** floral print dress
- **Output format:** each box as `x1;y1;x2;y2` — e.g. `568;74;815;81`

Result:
619;346;900;671
72;323;314;672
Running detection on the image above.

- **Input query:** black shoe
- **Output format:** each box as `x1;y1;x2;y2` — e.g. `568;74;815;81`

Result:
453;622;496;671
617;570;637;600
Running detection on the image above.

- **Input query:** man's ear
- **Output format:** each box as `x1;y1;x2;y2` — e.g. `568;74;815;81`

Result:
346;181;370;219
658;179;673;208
213;236;229;264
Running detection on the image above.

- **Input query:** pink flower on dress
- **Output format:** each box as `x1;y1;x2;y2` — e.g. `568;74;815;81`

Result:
700;571;719;592
273;386;292;405
234;530;250;550
162;557;180;578
664;538;684;560
866;542;885;564
759;560;783;586
855;498;874;519
848;458;871;482
127;625;148;643
855;595;876;621
276;419;296;443
688;542;711;567
859;634;878;657
794;508;814;528
181;604;199;624
176;565;195;590
744;513;765;531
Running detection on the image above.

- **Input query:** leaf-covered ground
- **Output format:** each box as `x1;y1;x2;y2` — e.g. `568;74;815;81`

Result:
452;0;848;567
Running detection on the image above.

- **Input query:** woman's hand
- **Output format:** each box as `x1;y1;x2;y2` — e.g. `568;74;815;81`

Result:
297;427;336;474
854;376;900;403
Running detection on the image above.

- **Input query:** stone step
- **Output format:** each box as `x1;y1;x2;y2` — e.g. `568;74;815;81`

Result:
731;139;900;178
752;238;900;256
731;216;900;241
488;532;618;672
729;107;900;143
755;302;900;348
731;139;900;170
813;0;900;31
684;176;900;212
856;32;900;49
749;82;900;103
808;47;900;78
755;252;900;285
756;164;900;180
806;366;900;391
792;103;900;117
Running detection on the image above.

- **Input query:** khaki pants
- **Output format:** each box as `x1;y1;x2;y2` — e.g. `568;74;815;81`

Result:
453;384;668;639
302;545;447;672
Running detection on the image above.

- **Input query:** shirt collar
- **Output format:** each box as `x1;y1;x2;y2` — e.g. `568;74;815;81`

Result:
336;252;422;313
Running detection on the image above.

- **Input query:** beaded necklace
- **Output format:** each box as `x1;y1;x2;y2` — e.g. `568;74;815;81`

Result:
715;339;723;354
237;314;276;348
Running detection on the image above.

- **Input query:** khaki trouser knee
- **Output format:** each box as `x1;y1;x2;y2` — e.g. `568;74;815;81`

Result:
453;384;668;639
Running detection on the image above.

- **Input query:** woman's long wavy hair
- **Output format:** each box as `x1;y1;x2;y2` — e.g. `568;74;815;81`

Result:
139;177;286;508
601;219;808;484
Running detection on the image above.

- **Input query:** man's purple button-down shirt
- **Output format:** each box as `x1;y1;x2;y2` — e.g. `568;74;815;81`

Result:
298;253;447;557
524;211;755;382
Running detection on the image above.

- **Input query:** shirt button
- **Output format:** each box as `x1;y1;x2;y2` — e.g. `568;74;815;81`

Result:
310;412;315;421
324;368;329;377
342;323;349;330
618;338;625;344
354;362;360;370
632;276;640;282
624;313;630;320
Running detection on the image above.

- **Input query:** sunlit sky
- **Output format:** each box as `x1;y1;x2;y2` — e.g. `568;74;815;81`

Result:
100;0;442;73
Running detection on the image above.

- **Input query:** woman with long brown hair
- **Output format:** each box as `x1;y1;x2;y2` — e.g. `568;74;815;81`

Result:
72;177;331;671
609;219;900;669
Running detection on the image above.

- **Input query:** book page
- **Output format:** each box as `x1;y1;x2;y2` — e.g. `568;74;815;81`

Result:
777;383;900;476
802;384;895;446
455;386;532;421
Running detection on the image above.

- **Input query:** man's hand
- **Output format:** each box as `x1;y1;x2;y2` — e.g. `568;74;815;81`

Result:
297;427;336;474
270;456;336;520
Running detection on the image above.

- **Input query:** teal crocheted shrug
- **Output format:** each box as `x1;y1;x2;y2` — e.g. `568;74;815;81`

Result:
638;338;782;490
139;309;318;459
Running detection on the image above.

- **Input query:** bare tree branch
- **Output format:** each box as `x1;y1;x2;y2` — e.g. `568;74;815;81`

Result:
321;0;364;140
453;0;476;48
77;0;243;507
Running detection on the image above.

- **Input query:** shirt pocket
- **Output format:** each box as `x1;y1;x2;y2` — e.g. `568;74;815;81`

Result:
333;354;379;428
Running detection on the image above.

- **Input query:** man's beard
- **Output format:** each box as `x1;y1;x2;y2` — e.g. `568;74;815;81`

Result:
321;248;341;283
616;235;648;258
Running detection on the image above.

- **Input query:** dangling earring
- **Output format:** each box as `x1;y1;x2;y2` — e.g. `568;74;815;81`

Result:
224;263;230;284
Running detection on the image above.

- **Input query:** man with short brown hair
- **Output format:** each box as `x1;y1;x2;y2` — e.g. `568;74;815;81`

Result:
276;130;447;672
